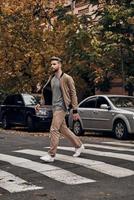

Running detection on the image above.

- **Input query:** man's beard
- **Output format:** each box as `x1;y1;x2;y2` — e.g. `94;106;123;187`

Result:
51;68;58;73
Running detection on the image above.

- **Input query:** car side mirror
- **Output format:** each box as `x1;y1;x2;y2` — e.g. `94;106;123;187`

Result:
100;104;110;110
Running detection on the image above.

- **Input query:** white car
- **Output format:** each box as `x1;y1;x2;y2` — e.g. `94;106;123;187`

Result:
68;95;134;140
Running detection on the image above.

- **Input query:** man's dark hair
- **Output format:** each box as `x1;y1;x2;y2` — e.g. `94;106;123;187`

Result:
50;56;62;63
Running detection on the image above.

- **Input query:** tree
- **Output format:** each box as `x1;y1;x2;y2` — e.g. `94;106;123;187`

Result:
125;76;134;96
0;0;49;93
33;3;97;99
88;0;134;93
1;0;134;98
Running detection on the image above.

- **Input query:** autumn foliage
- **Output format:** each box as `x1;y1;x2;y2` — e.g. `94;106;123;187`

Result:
0;0;134;100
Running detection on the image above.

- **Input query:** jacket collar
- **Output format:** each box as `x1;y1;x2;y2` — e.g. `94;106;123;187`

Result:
60;72;64;78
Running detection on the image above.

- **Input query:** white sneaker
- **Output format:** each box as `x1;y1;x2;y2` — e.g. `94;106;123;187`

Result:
40;154;55;162
73;144;85;157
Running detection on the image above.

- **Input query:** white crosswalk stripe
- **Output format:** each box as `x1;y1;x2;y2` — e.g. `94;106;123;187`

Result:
57;146;134;162
15;149;134;178
102;141;134;147
0;153;94;185
0;141;134;193
0;169;43;193
84;143;134;152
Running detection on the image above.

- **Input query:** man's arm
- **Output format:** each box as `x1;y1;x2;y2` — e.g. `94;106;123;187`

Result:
35;95;44;111
67;76;78;111
67;76;80;121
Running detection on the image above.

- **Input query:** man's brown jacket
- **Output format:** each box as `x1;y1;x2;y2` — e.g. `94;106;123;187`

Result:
41;73;78;113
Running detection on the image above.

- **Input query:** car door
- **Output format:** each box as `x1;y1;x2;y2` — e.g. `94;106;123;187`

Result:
3;95;15;123
91;96;113;130
78;97;97;129
12;95;25;124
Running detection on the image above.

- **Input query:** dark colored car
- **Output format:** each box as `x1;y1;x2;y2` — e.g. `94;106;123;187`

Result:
0;93;52;131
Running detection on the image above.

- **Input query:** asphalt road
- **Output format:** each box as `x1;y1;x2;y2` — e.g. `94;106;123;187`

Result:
0;128;134;200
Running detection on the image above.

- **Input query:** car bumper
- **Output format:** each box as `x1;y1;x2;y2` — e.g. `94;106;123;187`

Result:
129;119;134;134
33;116;52;129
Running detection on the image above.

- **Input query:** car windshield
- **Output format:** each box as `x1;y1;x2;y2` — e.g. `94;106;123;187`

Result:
109;97;134;108
23;94;38;106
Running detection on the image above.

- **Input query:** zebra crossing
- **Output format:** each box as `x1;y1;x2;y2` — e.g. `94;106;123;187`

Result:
0;141;134;193
0;170;43;193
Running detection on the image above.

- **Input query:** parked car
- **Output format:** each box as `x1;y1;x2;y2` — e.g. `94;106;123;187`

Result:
68;95;134;140
0;93;52;131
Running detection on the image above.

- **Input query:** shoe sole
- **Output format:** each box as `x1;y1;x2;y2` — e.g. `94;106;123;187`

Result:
40;157;54;163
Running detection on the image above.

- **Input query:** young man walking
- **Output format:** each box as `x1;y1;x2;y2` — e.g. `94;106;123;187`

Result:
37;56;84;162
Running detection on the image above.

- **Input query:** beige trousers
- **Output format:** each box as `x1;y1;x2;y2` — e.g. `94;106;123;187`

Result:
48;109;82;156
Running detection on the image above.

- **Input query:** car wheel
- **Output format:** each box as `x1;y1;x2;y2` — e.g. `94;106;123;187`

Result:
26;115;35;131
73;120;84;136
2;115;11;129
113;120;128;140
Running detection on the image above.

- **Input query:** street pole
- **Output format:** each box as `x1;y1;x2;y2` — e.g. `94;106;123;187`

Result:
120;45;125;95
